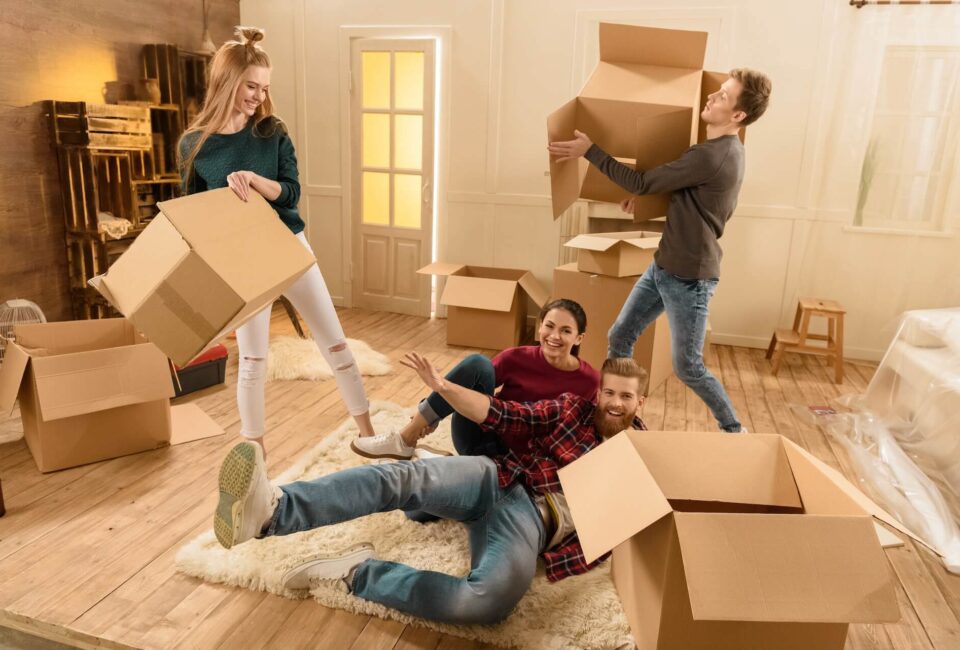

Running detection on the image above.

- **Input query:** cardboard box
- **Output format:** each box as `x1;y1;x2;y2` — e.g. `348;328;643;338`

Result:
564;230;661;277
558;431;924;650
417;263;550;351
547;23;745;222
89;188;315;366
0;319;224;472
553;263;671;395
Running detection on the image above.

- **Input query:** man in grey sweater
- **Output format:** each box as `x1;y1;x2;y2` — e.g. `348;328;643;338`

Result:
548;68;771;432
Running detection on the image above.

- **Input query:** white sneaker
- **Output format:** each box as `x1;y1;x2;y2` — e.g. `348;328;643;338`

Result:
214;441;280;549
412;445;453;461
281;542;377;591
350;432;416;460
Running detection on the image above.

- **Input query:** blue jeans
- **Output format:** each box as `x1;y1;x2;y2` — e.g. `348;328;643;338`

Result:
265;456;545;625
419;354;502;456
608;262;741;432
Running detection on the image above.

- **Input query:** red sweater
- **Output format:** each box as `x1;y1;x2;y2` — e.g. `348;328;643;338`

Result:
492;346;599;403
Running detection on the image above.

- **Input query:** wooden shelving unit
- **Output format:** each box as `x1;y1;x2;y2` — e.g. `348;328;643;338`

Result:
47;44;210;320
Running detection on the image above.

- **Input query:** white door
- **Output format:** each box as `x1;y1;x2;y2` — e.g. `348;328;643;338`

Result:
350;39;435;316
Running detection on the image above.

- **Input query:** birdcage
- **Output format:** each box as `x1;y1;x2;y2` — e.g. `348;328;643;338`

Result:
0;299;47;364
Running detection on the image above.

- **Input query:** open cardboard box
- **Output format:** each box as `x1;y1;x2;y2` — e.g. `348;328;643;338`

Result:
418;263;549;351
89;188;315;366
548;23;745;222
558;430;928;649
0;319;223;472
553;263;671;395
564;230;661;277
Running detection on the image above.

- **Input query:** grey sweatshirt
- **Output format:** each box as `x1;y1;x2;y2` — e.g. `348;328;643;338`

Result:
584;134;744;280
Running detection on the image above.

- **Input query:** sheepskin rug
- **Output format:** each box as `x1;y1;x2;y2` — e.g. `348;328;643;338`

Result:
266;336;392;381
175;401;634;649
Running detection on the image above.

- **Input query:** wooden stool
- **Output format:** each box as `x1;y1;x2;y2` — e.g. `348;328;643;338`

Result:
766;298;846;383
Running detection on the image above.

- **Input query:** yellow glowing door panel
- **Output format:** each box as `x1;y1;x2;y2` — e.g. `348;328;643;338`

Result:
351;39;436;317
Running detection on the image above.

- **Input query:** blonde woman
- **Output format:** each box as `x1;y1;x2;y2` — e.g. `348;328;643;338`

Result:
178;27;377;453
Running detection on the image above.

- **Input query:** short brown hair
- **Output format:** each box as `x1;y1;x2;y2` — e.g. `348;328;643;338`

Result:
729;68;771;127
601;357;649;394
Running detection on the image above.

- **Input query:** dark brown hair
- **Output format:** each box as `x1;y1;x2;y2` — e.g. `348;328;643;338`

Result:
729;68;772;127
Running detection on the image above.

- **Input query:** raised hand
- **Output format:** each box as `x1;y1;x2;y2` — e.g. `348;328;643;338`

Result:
399;352;447;393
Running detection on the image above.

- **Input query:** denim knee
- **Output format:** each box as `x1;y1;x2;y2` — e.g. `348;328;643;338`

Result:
449;579;524;625
458;354;496;392
673;354;708;383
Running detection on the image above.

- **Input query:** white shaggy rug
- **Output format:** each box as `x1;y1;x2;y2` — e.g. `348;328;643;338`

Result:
175;401;634;649
266;336;392;381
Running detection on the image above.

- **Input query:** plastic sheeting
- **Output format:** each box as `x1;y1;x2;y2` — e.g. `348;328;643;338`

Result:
812;308;960;573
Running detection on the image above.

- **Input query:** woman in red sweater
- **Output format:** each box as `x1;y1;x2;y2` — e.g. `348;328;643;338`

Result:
351;298;599;460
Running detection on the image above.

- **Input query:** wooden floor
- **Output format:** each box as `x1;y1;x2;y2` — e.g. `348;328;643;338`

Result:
1;307;959;650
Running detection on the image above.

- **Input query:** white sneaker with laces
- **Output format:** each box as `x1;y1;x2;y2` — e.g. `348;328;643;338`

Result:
350;432;416;460
281;542;377;591
214;441;281;549
411;445;453;461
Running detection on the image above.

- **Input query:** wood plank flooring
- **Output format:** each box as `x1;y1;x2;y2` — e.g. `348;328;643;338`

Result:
0;307;958;649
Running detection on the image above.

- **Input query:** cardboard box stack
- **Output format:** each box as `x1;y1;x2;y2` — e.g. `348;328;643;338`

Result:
90;188;315;366
0;319;223;472
553;231;671;395
418;263;550;351
559;430;922;650
547;22;745;222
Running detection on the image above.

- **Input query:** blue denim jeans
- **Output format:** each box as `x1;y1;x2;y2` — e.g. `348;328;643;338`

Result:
265;456;545;625
608;262;741;432
419;354;502;456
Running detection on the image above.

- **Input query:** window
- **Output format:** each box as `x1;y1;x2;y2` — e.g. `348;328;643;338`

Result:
856;46;960;232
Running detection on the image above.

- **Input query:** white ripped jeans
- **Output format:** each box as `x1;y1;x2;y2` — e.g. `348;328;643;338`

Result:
236;231;369;439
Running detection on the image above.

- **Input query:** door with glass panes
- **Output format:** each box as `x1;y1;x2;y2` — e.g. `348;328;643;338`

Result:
351;39;435;316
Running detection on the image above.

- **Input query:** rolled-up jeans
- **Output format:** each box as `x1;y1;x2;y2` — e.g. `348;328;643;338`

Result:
418;353;503;456
265;456;545;625
607;262;741;432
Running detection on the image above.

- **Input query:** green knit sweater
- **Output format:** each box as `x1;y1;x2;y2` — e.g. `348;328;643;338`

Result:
179;117;305;234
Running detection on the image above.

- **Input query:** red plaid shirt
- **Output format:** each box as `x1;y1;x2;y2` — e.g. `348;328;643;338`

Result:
481;393;647;582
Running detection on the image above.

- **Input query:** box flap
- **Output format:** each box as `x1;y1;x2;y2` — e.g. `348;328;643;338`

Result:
157;190;315;302
439;276;517;312
558;431;672;563
565;231;662;253
517;272;549;308
598;23;707;69
674;512;900;623
548;98;588;219
631;431;803;509
417;261;466;277
93;214;191;316
781;438;931;551
14;318;134;353
31;343;174;421
170;402;224;445
0;341;30;416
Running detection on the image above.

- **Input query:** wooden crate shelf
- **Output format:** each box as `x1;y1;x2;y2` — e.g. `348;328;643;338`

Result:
48;101;152;150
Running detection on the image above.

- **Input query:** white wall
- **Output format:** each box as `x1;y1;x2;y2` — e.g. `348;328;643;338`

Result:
241;0;960;360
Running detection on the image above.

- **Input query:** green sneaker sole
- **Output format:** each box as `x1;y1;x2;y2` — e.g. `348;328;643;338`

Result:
214;442;258;549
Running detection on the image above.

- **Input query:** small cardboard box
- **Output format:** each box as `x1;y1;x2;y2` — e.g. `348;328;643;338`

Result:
0;319;173;472
547;23;745;222
564;230;660;277
417;263;550;351
0;319;225;472
553;263;671;395
559;431;920;650
90;188;315;366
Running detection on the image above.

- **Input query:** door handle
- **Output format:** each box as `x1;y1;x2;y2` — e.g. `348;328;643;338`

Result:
422;180;431;203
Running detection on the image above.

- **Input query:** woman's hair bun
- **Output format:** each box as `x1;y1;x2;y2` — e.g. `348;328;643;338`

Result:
235;26;265;46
